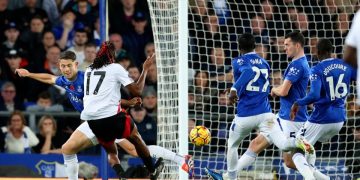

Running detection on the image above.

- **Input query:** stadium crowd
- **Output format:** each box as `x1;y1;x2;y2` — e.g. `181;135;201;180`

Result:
0;0;358;177
0;0;157;154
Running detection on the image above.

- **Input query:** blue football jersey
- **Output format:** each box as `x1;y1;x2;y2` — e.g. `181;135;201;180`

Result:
297;58;356;124
232;52;271;117
55;71;85;112
279;56;310;122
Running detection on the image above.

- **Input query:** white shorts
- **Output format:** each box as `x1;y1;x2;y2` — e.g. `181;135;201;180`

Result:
230;112;275;144
76;121;98;145
297;121;344;145
277;116;305;138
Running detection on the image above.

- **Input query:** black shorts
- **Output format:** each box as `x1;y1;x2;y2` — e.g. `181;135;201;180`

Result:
87;112;134;146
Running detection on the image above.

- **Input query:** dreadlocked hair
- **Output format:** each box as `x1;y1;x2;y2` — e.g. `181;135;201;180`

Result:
90;41;116;70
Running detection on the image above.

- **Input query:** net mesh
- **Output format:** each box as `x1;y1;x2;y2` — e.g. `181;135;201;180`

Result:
150;0;360;179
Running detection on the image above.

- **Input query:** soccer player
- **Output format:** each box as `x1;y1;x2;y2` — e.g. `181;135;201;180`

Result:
81;41;164;179
344;10;360;104
270;31;311;169
15;50;193;179
291;39;356;180
205;33;311;180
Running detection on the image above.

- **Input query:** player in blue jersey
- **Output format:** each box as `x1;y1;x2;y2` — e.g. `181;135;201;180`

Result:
291;39;356;180
205;33;313;180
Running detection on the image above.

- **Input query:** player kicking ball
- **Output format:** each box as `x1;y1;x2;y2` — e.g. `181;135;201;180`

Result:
205;33;313;180
15;47;193;179
290;39;356;180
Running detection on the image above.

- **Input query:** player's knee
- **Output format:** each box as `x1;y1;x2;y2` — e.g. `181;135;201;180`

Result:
283;154;297;169
108;153;119;166
61;141;76;155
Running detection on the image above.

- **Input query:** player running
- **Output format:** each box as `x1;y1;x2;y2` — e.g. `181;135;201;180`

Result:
290;39;356;180
15;48;193;179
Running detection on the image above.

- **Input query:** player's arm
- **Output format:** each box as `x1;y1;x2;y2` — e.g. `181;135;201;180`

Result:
271;80;292;97
344;11;360;68
343;46;357;68
120;97;142;109
126;54;155;97
229;65;255;104
15;69;57;85
290;72;321;120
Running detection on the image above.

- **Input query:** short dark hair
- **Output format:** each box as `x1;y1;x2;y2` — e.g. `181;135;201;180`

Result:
85;42;97;49
285;31;305;47
59;51;76;61
38;91;51;100
238;33;256;51
317;39;333;54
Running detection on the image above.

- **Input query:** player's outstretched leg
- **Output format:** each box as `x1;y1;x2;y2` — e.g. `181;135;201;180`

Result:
61;129;95;180
127;126;164;179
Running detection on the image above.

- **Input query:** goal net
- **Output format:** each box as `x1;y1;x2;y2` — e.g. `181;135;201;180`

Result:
150;0;360;179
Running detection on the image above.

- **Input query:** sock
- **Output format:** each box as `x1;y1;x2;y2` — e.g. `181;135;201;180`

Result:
148;145;183;165
112;164;125;177
292;153;315;180
236;149;257;171
142;155;155;173
269;119;295;151
63;154;79;180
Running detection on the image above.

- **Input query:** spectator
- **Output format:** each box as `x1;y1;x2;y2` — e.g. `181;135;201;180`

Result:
332;11;350;55
269;36;287;70
2;50;28;103
39;46;61;75
13;0;49;30
123;11;154;67
1;110;39;153
73;0;95;32
30;31;57;67
346;94;360;117
33;115;63;154
211;90;234;115
144;42;155;59
128;65;140;81
67;29;88;63
78;43;97;71
0;22;27;59
91;17;100;47
142;86;157;119
255;44;269;60
109;33;128;60
129;106;157;145
26;91;64;112
53;10;77;50
109;0;137;34
208;47;233;82
247;15;269;45
0;82;24;112
41;0;60;25
117;55;132;70
193;71;217;113
259;0;290;37
20;16;45;54
145;64;157;89
0;0;14;42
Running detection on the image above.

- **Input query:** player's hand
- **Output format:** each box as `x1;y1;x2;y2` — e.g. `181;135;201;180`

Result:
128;97;142;107
143;54;155;71
15;69;30;77
290;102;299;121
270;89;277;98
228;90;238;105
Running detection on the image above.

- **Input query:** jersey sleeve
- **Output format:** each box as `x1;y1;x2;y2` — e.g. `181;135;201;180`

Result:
55;76;64;87
284;62;304;83
345;11;360;47
116;65;134;86
296;68;321;106
232;60;255;95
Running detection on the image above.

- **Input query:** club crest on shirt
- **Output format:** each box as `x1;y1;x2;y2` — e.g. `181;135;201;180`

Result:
237;59;244;65
288;67;300;76
77;86;82;92
69;85;75;91
310;74;318;81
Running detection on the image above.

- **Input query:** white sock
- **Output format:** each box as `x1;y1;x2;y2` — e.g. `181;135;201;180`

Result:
292;153;315;180
269;119;295;151
236;149;257;171
147;145;183;165
63;154;79;180
305;149;330;180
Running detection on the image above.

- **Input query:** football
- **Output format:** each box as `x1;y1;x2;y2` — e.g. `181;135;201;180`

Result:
189;126;211;146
